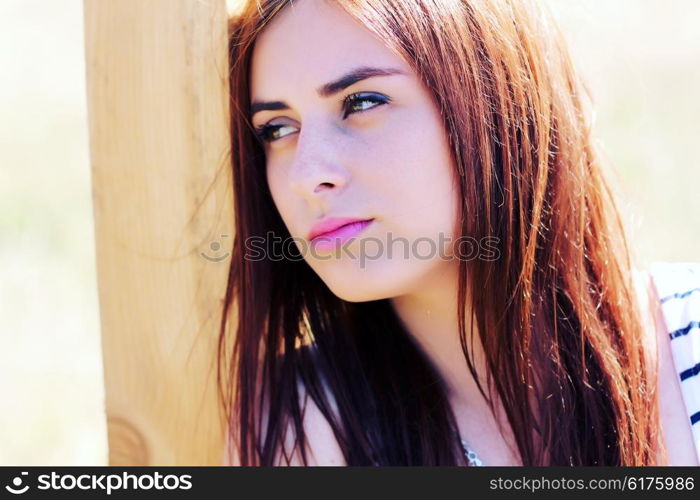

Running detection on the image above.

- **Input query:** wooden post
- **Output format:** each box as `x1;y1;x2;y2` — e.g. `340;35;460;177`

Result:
84;0;233;465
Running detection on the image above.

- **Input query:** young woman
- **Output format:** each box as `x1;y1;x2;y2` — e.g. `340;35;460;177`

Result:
220;0;700;466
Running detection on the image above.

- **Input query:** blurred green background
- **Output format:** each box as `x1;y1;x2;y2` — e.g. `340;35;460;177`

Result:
0;0;697;465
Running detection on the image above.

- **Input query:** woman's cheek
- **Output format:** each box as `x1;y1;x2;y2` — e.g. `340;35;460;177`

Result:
266;165;292;223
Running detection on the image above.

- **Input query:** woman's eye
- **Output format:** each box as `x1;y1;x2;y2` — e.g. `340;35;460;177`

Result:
254;123;298;143
253;92;390;144
342;92;390;119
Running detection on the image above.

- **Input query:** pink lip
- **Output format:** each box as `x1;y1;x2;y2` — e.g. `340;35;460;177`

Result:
307;217;374;251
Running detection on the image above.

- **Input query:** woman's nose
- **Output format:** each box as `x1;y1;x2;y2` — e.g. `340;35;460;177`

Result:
287;124;350;201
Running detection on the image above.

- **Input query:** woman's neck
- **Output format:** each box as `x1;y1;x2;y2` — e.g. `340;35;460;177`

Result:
389;263;527;465
389;262;489;409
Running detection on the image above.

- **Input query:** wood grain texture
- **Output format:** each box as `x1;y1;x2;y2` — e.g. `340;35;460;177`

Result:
84;0;233;465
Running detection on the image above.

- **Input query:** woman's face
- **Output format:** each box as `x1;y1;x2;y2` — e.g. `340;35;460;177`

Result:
250;0;460;302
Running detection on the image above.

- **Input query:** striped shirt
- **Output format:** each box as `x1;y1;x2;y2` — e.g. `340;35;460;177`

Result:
647;261;700;463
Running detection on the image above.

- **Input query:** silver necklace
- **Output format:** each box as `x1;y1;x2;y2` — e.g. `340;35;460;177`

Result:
460;438;484;466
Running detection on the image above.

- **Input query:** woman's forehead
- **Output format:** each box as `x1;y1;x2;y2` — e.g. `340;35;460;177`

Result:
249;0;411;101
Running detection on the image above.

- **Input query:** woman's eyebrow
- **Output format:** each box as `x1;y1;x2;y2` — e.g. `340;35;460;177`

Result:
250;66;406;118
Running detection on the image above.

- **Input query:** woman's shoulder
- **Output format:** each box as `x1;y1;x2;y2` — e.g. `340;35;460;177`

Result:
635;261;700;464
644;261;700;370
633;261;700;359
272;344;346;466
222;348;347;466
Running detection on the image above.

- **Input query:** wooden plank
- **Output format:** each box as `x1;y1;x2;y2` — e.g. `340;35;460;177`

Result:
84;0;233;465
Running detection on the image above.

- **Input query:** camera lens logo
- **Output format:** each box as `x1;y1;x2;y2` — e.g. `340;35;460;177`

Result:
200;234;230;262
5;472;29;495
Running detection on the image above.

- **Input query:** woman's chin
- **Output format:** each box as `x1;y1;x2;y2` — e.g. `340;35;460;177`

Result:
315;265;420;304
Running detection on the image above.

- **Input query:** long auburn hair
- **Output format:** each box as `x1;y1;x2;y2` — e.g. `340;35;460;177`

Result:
219;0;663;465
